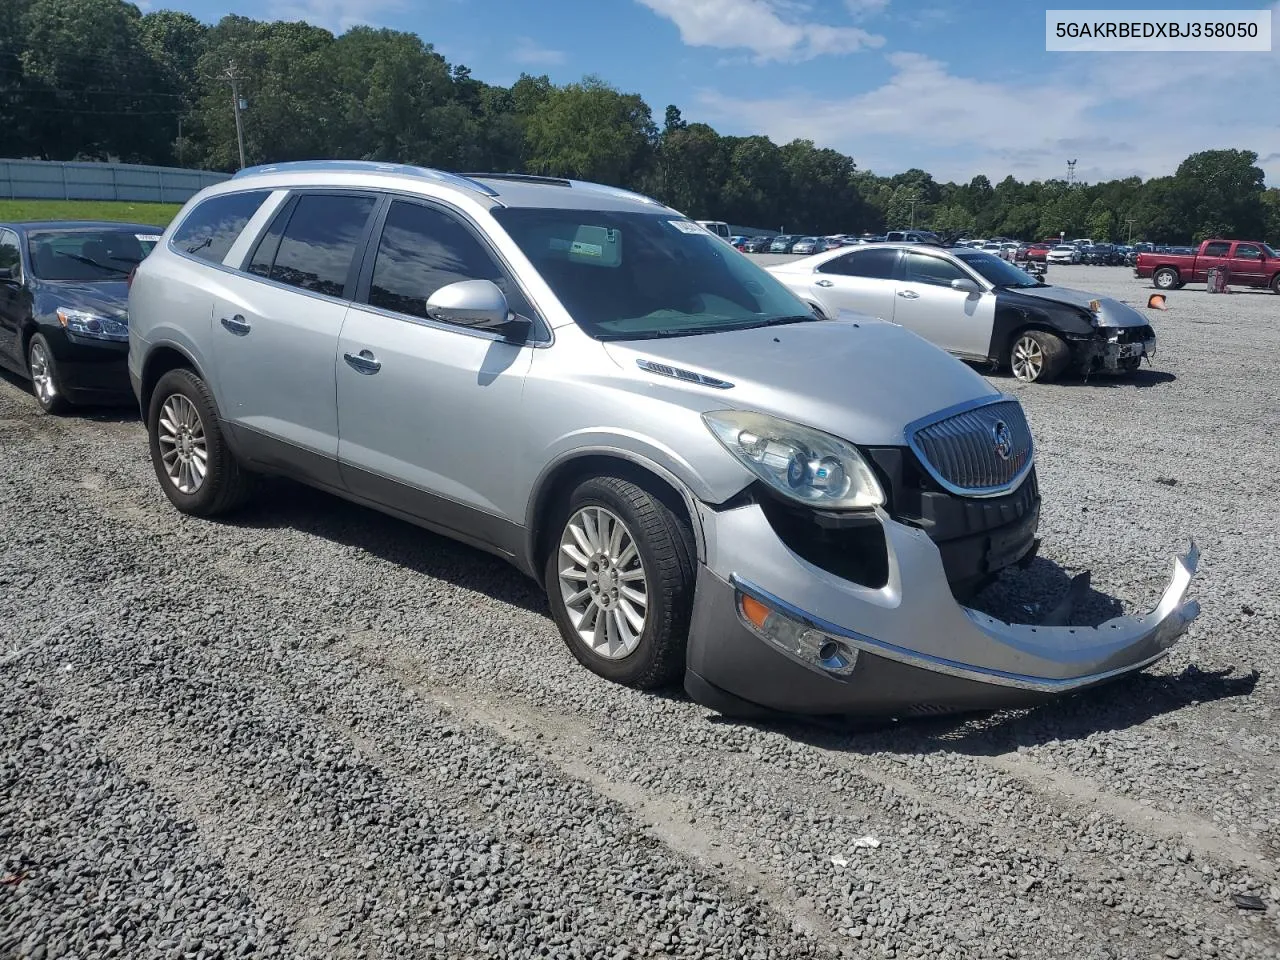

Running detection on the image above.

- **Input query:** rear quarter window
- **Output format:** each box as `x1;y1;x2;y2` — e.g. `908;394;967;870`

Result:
170;191;271;264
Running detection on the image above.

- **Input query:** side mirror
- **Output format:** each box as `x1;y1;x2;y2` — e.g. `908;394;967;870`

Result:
425;279;528;338
950;277;981;295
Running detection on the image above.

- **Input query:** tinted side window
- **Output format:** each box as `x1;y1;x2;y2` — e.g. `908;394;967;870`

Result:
0;230;19;279
819;248;898;279
1233;244;1261;260
903;252;966;286
171;191;269;263
367;200;524;320
270;193;376;298
247;201;291;278
1203;241;1231;258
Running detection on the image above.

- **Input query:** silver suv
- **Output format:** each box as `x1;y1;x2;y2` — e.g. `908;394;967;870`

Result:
128;161;1199;718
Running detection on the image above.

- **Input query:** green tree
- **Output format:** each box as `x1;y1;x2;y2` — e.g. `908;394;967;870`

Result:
656;122;726;218
1173;149;1265;240
20;0;173;161
523;77;656;185
1086;200;1116;241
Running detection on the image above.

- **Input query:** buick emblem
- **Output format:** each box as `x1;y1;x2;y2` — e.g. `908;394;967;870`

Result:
991;420;1013;461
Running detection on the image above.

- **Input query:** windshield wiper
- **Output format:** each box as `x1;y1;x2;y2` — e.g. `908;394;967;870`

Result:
753;314;818;327
54;251;129;274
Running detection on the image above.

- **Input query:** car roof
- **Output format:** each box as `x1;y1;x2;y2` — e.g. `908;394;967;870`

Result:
1;220;164;233
223;160;677;215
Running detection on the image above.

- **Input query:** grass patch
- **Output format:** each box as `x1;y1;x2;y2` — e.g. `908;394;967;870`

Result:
0;199;182;226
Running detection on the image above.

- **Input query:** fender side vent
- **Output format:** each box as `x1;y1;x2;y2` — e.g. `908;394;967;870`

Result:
636;359;734;389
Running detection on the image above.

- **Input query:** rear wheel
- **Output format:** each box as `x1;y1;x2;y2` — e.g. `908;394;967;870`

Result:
27;334;69;415
147;368;255;516
1153;267;1179;290
544;476;695;689
1009;330;1068;383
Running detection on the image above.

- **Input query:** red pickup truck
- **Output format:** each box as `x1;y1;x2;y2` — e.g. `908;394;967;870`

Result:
1135;239;1280;293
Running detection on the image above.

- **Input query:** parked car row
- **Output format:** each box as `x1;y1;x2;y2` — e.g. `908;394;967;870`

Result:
0;162;1199;721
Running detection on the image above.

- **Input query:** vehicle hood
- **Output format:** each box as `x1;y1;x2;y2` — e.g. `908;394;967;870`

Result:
34;280;130;321
603;318;1000;447
999;285;1148;328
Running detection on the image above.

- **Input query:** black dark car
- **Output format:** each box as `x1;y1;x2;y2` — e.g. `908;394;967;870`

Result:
743;235;775;253
0;221;162;413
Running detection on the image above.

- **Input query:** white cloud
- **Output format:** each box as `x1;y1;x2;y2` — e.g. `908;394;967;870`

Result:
268;0;404;32
511;37;567;67
695;47;1280;184
635;0;884;62
845;0;890;16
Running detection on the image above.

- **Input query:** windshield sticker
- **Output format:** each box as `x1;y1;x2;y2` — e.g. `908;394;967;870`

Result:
570;240;603;258
669;220;706;235
136;234;161;243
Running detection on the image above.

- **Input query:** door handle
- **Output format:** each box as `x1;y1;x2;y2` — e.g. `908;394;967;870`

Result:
897;290;920;300
814;279;834;287
220;314;251;335
343;350;381;375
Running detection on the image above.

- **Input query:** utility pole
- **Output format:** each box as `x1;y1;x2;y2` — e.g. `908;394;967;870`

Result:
905;196;920;229
220;61;248;171
1125;218;1136;245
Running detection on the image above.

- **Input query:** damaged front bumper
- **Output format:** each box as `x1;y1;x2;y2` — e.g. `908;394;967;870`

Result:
1072;327;1158;374
685;501;1199;718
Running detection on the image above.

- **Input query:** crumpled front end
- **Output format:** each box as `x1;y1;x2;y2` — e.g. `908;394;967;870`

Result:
684;496;1200;718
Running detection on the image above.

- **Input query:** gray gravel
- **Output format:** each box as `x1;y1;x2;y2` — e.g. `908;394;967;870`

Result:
2;264;1279;960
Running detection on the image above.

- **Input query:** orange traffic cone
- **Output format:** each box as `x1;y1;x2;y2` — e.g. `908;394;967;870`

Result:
1147;293;1168;310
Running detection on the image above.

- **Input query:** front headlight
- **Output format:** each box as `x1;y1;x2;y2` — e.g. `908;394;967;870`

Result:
703;410;885;510
57;308;129;342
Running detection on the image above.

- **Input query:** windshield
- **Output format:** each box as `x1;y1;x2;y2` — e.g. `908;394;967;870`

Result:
955;251;1044;288
27;229;158;280
1265;244;1279;258
491;208;815;340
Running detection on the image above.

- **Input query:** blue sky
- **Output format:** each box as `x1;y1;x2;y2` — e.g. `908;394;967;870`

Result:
159;0;1279;185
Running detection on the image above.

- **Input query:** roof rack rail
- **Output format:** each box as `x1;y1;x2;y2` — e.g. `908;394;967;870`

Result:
462;172;573;187
231;160;499;197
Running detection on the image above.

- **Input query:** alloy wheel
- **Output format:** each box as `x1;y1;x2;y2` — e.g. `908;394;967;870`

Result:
157;394;208;494
557;506;648;659
28;341;56;406
1011;335;1045;382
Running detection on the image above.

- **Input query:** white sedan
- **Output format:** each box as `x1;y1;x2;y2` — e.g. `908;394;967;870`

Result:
1046;245;1081;264
766;243;1157;382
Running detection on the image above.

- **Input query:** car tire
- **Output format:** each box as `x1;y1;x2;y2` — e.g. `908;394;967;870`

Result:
544;475;695;690
1009;330;1068;383
147;368;255;516
1270;273;1280;295
1153;267;1179;290
27;334;70;415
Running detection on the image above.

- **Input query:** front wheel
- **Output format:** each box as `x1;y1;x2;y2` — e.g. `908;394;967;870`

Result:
147;368;255;516
1009;330;1068;383
27;334;70;415
544;476;695;689
1153;267;1179;290
1271;273;1280;295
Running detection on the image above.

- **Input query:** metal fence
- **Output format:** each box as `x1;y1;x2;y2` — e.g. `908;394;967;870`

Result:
0;159;231;204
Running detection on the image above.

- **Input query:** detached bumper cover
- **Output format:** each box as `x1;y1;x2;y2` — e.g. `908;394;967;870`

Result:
686;502;1199;717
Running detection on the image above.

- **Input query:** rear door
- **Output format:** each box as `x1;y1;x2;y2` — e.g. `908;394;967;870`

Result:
335;197;538;551
1193;240;1231;282
809;247;899;320
0;229;25;369
210;190;380;486
892;250;994;359
1227;242;1266;286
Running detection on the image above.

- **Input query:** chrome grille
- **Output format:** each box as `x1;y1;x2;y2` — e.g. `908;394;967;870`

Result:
909;400;1033;497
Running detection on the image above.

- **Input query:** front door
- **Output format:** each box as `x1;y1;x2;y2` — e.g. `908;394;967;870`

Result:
0;229;27;370
809;247;900;321
1194;240;1231;282
336;198;537;555
210;190;379;487
892;250;995;360
1227;242;1267;286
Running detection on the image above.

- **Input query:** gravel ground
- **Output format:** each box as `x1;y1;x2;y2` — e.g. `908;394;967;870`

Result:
2;264;1279;960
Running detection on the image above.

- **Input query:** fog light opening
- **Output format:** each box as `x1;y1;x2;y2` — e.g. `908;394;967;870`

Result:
735;590;859;677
